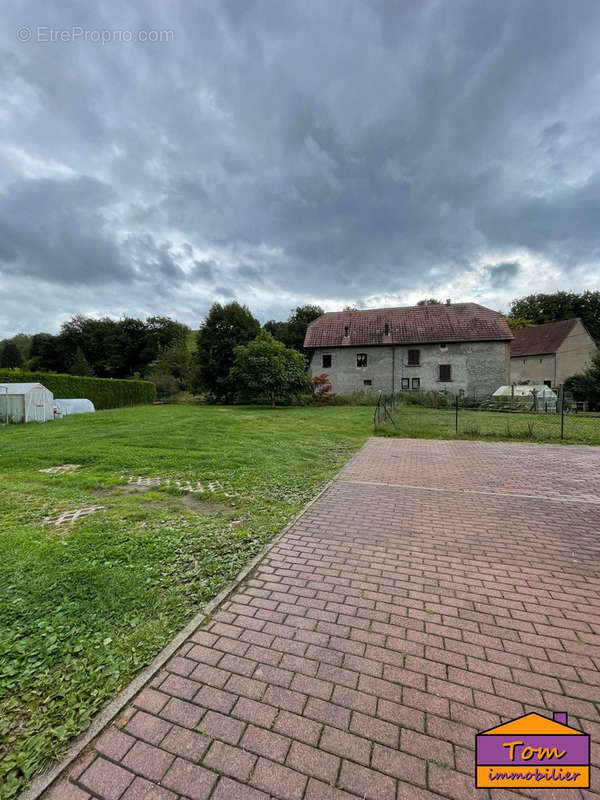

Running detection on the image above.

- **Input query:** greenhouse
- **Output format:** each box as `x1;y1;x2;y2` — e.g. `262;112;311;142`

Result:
0;382;55;424
54;398;95;416
486;384;558;413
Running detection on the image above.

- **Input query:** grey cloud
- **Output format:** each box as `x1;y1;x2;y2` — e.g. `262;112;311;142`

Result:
486;261;521;288
1;0;600;337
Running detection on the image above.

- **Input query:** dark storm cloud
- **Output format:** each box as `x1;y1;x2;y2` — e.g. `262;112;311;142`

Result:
486;261;521;288
2;0;600;336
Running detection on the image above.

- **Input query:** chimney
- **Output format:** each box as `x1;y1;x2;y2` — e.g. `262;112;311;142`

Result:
553;712;568;725
446;298;451;305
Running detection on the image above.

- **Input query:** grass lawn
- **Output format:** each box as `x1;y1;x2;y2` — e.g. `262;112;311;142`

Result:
375;403;600;445
0;404;370;797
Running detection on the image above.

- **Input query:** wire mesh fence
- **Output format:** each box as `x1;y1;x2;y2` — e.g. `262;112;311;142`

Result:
373;385;600;444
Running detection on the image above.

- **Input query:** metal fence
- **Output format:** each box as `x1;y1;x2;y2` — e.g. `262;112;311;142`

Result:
374;386;599;441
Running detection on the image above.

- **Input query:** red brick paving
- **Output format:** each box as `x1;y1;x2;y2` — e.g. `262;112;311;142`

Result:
44;438;600;799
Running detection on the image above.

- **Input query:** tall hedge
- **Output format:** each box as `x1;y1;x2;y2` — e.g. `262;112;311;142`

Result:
0;370;155;409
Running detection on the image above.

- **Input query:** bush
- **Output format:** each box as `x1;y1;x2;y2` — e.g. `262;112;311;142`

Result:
311;373;335;406
0;369;155;409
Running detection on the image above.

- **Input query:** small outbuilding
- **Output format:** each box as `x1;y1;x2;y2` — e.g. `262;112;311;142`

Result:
54;398;95;417
0;382;55;424
489;384;557;412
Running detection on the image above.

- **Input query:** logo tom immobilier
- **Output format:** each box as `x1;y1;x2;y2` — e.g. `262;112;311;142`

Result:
475;711;590;789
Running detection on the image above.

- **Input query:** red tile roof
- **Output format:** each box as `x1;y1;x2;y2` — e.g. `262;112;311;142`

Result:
510;318;579;357
304;303;512;348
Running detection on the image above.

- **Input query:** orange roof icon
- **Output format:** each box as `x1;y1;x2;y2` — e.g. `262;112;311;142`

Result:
480;712;583;736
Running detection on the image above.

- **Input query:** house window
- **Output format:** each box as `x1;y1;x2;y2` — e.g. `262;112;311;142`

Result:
356;353;367;368
412;378;420;390
439;343;447;350
401;378;409;390
344;325;349;338
439;364;452;382
384;323;390;337
408;349;420;366
363;379;372;386
322;354;332;368
544;380;552;387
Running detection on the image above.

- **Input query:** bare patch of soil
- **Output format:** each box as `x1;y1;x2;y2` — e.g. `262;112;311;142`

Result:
181;495;230;516
92;485;152;497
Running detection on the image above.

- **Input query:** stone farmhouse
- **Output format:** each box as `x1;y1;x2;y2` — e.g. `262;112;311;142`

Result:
510;318;596;386
304;302;512;396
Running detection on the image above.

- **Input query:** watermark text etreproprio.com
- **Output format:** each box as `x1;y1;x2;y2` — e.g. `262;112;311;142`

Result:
17;26;175;44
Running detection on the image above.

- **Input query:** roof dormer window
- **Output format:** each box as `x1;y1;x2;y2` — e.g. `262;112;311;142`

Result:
384;323;390;337
344;325;349;338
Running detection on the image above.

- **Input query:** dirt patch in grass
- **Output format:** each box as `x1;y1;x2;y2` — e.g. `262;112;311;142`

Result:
181;495;231;516
92;485;152;497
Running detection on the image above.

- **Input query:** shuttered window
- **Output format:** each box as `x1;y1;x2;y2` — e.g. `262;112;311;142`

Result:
439;364;452;381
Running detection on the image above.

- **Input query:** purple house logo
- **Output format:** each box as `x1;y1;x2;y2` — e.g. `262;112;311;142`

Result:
475;711;590;789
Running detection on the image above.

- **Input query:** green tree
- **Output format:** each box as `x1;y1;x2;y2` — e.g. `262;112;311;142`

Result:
263;319;288;342
153;343;194;391
70;346;94;376
510;291;600;343
230;331;309;407
0;340;23;368
505;316;534;330
281;305;324;352
196;302;261;400
565;350;600;410
416;298;442;306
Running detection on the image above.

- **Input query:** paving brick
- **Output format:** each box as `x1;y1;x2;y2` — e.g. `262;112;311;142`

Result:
338;760;396;800
319;725;371;765
304;697;351;730
95;727;135;762
203;740;256;781
273;709;322;745
304;778;357;800
197;710;245;745
401;728;454;765
160;673;200;701
124;711;171;746
250;757;307;800
211;777;269;800
133;688;169;714
160;724;211;761
286;740;339;783
121;777;177;800
231;696;278;728
45;781;91;800
79;757;134;800
194;685;236;714
121;740;174;782
349;711;399;747
262;684;307;714
372;743;427;785
160;697;205;728
161;758;217;800
241;724;291;762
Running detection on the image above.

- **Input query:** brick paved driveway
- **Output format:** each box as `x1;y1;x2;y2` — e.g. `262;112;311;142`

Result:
44;438;600;800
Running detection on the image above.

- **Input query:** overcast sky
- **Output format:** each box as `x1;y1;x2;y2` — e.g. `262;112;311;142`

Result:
2;0;600;337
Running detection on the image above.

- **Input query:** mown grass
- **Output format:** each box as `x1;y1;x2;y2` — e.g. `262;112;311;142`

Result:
375;404;600;445
0;405;369;797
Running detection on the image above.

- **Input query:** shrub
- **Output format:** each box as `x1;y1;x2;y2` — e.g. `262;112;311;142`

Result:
0;369;155;409
311;373;335;406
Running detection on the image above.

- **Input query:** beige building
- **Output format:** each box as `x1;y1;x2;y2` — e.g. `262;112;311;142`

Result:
510;318;596;386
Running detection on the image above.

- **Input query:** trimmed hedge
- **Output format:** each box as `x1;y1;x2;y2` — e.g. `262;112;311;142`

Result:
0;370;156;410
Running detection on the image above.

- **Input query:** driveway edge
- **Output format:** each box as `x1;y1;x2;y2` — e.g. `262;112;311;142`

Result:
19;440;371;800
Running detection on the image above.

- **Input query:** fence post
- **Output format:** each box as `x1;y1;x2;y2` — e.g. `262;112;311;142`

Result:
455;393;459;434
560;385;565;440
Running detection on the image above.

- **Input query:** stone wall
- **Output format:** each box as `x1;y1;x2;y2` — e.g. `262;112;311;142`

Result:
309;341;509;396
